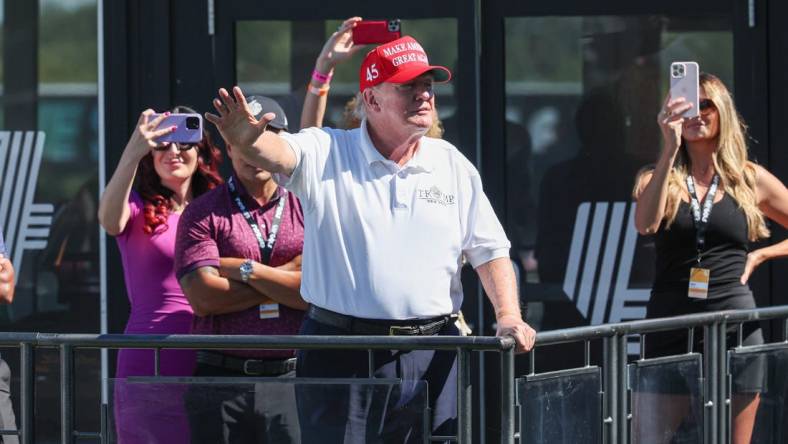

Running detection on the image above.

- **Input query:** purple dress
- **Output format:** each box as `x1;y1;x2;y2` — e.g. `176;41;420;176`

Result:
113;190;195;443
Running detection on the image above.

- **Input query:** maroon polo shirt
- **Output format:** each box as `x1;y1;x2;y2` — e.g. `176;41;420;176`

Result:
175;173;305;358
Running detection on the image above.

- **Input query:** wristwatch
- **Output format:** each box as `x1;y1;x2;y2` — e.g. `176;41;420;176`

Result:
239;259;254;283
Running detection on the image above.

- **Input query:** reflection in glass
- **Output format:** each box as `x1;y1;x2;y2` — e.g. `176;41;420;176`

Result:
504;16;733;365
517;368;602;443
729;346;788;444
629;355;703;443
0;1;100;441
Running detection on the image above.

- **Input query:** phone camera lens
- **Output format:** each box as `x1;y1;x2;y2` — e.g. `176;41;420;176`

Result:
186;117;200;130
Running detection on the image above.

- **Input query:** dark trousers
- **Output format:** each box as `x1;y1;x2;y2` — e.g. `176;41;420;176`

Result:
184;363;300;444
296;315;459;444
0;358;17;444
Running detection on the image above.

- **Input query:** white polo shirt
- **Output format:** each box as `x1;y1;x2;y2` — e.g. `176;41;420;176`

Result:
277;121;510;320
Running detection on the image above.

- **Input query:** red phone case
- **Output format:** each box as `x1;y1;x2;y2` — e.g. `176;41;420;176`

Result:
352;21;401;45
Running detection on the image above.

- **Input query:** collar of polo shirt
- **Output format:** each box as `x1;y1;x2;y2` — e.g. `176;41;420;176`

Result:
359;120;434;173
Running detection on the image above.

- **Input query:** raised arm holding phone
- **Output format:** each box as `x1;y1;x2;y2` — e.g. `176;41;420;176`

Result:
98;106;223;443
300;17;365;129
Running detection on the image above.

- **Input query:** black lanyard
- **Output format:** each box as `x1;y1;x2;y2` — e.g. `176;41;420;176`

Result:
685;173;720;264
227;176;287;265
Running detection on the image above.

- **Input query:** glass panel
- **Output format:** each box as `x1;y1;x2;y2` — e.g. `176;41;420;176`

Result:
517;368;602;443
629;355;703;443
504;16;734;361
108;377;428;443
236;19;457;136
729;346;788;443
0;0;100;441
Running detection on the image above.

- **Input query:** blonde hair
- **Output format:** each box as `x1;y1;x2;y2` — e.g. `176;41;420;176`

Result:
635;73;768;241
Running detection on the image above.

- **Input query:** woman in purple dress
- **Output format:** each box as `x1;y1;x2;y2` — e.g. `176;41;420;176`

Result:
98;107;222;443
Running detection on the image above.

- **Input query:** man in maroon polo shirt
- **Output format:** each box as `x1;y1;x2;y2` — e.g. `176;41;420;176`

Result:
174;96;305;443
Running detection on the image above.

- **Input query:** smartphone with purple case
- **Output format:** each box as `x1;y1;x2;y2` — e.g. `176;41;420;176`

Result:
152;113;203;144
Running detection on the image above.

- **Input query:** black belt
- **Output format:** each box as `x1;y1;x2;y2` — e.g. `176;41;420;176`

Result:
196;351;296;376
307;305;455;336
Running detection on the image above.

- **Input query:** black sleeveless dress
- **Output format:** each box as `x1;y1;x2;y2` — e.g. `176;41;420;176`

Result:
645;193;763;391
653;192;749;297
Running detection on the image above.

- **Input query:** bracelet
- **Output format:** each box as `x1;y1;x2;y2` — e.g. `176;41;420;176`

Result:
311;68;333;85
308;82;330;97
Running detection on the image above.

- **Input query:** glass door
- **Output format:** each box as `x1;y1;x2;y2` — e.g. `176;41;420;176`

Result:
481;1;767;441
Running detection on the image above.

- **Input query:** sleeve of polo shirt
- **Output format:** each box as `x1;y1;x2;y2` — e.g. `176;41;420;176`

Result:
274;127;333;210
174;201;220;280
462;173;512;268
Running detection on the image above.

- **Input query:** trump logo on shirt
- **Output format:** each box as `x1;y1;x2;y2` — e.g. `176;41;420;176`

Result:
416;186;455;206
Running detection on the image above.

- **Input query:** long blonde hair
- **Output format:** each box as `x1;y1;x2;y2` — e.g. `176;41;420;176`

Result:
636;73;768;241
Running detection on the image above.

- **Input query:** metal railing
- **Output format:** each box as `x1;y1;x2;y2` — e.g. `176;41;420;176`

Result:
0;305;785;443
528;305;788;444
0;333;516;444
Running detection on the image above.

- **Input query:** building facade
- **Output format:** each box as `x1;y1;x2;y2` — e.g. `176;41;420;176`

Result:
1;0;787;441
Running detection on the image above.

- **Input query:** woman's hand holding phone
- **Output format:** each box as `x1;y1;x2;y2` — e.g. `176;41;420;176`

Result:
315;17;365;75
657;95;694;155
125;110;176;160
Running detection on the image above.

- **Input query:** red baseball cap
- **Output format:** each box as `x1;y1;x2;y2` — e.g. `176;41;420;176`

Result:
358;36;452;92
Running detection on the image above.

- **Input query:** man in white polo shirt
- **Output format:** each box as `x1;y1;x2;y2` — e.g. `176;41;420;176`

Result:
206;35;535;442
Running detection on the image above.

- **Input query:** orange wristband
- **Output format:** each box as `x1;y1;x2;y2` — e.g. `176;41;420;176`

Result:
307;82;330;96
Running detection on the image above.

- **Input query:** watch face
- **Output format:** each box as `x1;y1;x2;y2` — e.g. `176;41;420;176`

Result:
240;260;253;281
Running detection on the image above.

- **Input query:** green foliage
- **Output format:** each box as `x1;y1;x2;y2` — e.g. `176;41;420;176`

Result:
237;21;293;84
38;1;98;83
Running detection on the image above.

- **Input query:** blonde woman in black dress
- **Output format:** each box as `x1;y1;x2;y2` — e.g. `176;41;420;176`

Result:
634;73;788;444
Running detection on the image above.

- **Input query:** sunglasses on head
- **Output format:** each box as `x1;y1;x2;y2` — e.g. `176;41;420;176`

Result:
699;99;716;114
153;143;196;152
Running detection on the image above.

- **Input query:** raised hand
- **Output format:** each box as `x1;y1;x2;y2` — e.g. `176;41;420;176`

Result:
657;95;693;153
205;86;275;150
316;17;365;74
125;110;175;160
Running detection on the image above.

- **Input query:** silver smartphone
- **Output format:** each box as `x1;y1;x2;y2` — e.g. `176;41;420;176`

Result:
670;62;700;118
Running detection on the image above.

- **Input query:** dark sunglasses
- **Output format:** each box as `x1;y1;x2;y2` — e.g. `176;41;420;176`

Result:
699;99;716;114
153;143;196;152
